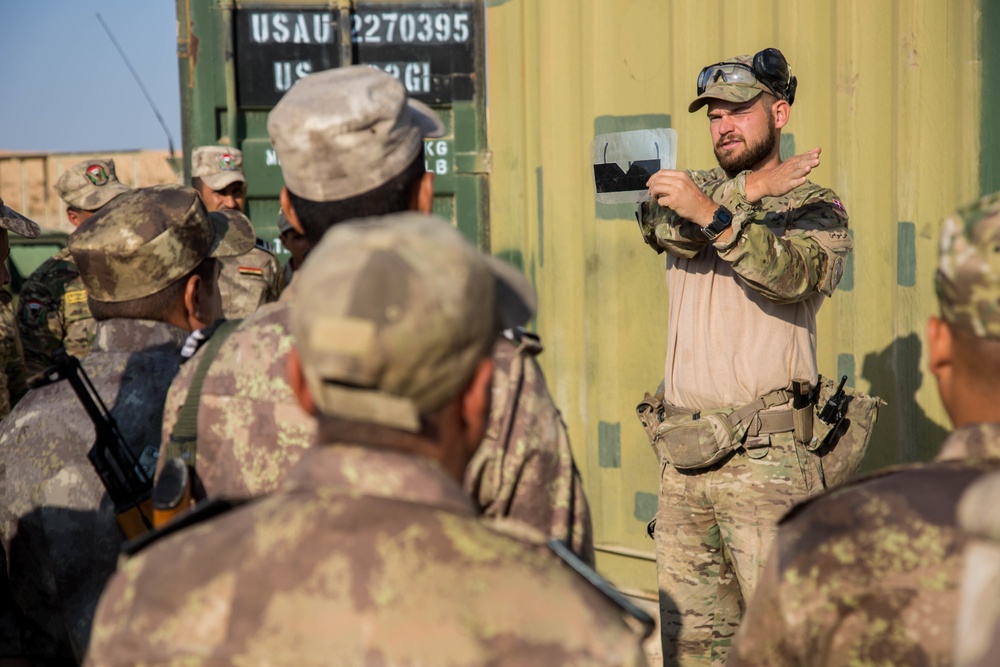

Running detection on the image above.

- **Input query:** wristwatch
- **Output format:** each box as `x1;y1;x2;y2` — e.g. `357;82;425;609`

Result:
701;205;733;240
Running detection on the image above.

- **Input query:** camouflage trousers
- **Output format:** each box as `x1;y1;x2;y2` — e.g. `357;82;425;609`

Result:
654;432;824;667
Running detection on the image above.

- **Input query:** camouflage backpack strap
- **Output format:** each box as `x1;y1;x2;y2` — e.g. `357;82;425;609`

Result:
164;319;243;465
490;328;543;499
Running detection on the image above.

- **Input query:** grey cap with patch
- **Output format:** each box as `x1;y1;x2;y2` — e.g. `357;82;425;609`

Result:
55;158;131;211
192;146;246;192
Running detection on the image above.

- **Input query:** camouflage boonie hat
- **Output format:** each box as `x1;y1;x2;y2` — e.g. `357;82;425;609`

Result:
268;66;446;203
69;185;247;303
937;191;1000;340
688;54;772;113
291;212;535;432
54;158;130;210
208;209;257;257
192;146;246;191
0;197;40;239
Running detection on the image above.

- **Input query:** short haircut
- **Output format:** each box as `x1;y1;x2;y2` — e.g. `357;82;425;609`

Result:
88;258;218;321
287;151;427;247
190;176;207;193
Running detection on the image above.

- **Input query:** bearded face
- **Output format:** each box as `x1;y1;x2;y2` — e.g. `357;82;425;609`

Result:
713;103;779;178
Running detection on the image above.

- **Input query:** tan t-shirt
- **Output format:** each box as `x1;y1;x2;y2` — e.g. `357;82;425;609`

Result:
638;169;852;411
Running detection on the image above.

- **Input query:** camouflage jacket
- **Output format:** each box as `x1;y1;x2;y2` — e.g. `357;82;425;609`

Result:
727;423;1000;667
158;298;595;563
88;444;645;665
638;169;853;304
16;247;96;385
0;291;28;419
955;458;1000;667
217;243;282;319
0;319;189;661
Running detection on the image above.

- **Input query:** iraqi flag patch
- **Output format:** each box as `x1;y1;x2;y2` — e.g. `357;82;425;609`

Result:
238;267;264;277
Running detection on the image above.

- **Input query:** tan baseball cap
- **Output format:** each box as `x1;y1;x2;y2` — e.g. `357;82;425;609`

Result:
290;212;536;432
55;158;131;210
192;146;246;191
70;185;249;303
688;54;772;113
268;66;446;203
0;197;40;239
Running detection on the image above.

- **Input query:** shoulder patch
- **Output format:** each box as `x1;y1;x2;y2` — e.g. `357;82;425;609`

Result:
21;298;46;328
548;539;656;639
238;266;264;277
64;289;88;305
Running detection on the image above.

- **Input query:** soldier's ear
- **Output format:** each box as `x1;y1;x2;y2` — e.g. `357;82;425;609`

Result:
927;315;956;419
411;172;435;214
772;98;790;130
280;187;307;236
286;347;315;416
460;357;495;451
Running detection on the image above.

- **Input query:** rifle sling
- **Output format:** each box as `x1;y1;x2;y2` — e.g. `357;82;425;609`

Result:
165;319;242;465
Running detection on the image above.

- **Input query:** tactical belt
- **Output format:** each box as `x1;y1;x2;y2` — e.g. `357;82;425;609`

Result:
664;389;795;437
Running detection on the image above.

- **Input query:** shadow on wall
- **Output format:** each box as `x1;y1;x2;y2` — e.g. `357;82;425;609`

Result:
860;332;950;470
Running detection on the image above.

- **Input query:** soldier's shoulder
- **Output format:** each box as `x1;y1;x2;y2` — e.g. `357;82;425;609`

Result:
792;180;849;216
781;459;995;530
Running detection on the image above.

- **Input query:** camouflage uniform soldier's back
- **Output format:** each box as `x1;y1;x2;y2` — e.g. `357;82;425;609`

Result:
156;66;594;562
87;214;646;665
729;190;1000;666
0;186;248;661
17;158;130;384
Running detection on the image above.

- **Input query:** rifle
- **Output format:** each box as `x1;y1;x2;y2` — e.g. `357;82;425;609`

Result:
44;348;154;538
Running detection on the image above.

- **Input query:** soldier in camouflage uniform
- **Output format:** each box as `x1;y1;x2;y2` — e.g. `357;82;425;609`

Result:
16;158;130;385
728;190;1000;666
87;213;644;665
636;49;853;665
0;198;40;661
955;471;1000;667
157;66;594;562
0;185;250;662
191;145;282;317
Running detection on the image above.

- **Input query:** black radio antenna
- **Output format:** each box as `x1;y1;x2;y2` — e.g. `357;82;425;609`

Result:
95;12;176;160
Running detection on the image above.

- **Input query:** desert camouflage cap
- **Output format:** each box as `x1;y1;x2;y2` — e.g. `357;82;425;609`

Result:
688;54;772;113
191;146;246;192
54;158;131;210
69;184;247;303
291;212;535;432
937;191;1000;340
268;66;445;203
0;197;40;239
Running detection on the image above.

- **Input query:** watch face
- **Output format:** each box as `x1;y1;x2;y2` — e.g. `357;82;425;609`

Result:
715;206;733;225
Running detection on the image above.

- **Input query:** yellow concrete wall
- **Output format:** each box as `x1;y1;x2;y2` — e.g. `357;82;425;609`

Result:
485;0;980;596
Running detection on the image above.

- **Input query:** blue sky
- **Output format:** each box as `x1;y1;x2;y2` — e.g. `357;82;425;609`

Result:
0;2;182;153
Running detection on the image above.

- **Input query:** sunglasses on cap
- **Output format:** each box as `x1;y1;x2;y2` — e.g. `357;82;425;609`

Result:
696;48;798;105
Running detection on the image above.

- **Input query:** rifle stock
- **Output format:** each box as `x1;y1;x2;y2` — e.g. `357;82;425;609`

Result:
44;349;154;539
